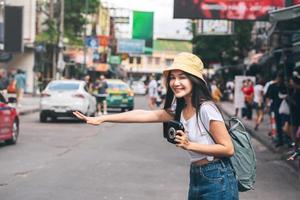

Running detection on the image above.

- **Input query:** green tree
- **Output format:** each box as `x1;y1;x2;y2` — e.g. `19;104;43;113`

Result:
36;0;100;45
65;0;100;45
191;20;253;67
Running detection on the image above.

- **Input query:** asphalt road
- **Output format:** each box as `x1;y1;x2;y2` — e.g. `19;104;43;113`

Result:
0;96;300;200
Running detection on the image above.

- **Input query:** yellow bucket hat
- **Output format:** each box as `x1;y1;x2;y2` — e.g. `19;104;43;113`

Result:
163;52;205;82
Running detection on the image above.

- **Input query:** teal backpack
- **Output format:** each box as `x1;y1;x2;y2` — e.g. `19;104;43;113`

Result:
198;104;256;192
173;102;256;192
227;117;256;192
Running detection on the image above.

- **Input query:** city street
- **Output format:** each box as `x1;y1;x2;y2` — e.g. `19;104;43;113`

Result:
0;96;300;200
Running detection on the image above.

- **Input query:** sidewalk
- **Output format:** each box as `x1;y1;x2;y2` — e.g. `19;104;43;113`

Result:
8;93;40;116
220;101;298;170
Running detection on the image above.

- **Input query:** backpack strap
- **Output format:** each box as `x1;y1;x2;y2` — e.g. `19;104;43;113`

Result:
198;101;222;143
199;102;236;171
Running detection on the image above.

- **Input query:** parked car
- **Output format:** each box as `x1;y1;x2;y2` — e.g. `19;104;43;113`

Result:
0;93;19;145
39;80;97;122
131;81;147;95
106;79;134;112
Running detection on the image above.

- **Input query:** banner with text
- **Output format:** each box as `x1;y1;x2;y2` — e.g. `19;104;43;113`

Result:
174;0;285;20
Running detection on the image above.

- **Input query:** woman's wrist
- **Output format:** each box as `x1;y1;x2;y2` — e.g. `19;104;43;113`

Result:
94;115;105;124
185;141;194;151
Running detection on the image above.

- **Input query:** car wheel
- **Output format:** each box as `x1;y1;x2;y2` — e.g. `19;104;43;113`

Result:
121;108;126;112
128;107;134;111
5;120;19;145
40;112;47;123
51;116;57;122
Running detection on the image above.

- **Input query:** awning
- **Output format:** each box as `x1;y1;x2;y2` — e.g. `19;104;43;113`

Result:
269;4;300;22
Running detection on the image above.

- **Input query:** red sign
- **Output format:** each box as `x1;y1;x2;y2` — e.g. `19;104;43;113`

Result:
174;0;285;20
97;35;110;47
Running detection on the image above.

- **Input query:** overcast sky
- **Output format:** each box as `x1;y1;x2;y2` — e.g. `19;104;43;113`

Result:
104;0;192;40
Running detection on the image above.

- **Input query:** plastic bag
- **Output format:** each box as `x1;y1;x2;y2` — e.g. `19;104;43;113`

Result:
279;99;290;115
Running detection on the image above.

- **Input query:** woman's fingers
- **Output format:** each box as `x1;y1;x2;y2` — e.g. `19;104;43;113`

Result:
73;111;87;120
175;130;185;142
175;131;190;149
72;111;82;119
72;111;101;126
176;130;184;136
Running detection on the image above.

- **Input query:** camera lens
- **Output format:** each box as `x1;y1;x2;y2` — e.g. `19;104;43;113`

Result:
168;127;176;139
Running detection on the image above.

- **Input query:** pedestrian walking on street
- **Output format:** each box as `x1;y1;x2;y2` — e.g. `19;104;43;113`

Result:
83;74;93;93
14;69;26;107
94;75;108;115
253;77;264;130
73;52;239;200
211;80;223;102
288;67;300;153
242;79;254;120
0;69;9;96
265;72;285;147
147;74;158;110
225;79;234;102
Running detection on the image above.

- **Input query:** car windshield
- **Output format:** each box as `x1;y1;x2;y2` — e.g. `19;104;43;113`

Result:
48;83;79;91
108;83;129;90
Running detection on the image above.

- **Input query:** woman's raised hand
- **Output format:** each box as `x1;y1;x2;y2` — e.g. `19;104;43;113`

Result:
73;111;103;125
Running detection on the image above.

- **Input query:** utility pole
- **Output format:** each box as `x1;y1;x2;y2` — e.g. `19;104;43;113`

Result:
83;0;89;70
57;0;64;79
50;0;57;80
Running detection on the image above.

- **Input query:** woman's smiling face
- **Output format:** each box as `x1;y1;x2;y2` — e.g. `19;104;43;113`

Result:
169;70;193;98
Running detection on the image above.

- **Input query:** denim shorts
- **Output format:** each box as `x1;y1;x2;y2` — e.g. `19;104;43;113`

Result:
188;159;239;200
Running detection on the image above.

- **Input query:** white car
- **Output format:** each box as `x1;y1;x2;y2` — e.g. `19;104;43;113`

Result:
131;81;147;95
39;80;97;122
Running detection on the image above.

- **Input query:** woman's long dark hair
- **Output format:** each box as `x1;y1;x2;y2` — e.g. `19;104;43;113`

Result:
163;72;215;132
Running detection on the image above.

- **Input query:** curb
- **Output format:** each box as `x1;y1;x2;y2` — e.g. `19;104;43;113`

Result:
18;108;40;116
220;105;298;171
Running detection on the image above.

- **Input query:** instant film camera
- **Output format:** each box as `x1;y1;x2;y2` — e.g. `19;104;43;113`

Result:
164;120;185;144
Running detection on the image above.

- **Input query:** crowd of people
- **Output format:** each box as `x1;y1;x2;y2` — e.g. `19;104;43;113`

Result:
264;70;300;156
225;70;300;160
202;67;300;160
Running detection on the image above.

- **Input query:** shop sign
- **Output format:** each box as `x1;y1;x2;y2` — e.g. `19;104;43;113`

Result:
108;55;121;64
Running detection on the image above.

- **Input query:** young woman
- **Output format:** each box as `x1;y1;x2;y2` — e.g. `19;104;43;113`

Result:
73;52;239;200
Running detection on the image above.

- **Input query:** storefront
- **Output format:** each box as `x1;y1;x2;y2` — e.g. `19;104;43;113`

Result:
269;4;300;78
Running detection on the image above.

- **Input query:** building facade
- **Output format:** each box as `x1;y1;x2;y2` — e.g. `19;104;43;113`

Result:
122;38;192;80
0;0;36;93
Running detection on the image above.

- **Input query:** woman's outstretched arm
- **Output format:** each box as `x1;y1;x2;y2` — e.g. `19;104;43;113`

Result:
73;109;174;125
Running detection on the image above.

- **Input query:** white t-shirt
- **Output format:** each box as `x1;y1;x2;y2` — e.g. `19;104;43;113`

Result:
263;80;274;95
180;103;224;163
254;84;264;103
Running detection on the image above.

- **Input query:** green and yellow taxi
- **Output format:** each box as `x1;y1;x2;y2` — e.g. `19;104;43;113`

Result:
106;79;134;111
